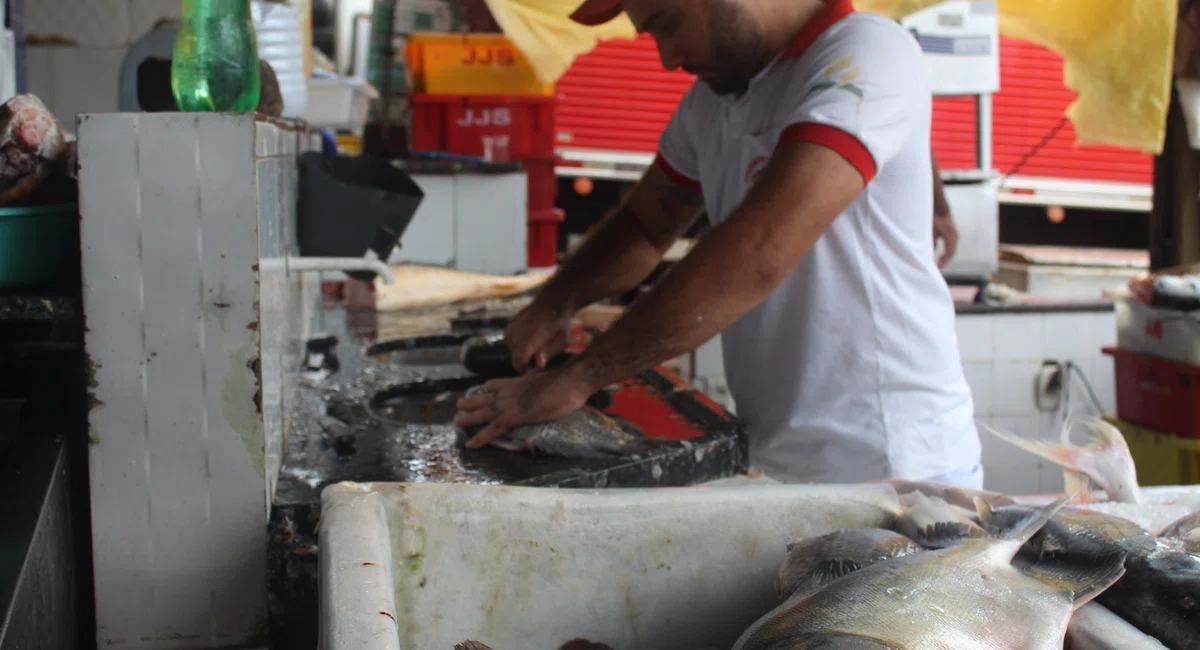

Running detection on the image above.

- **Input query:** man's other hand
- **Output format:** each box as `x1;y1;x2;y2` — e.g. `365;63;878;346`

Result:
933;213;958;269
504;300;573;373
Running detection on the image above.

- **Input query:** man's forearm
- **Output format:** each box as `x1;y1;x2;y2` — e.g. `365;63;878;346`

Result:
560;140;865;392
534;206;678;316
562;214;776;390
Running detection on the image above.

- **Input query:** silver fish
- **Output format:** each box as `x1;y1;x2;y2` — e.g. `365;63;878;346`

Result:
980;415;1142;504
732;496;1127;650
979;502;1200;650
876;477;1016;511
775;528;924;601
894;490;988;549
1160;510;1200;554
458;385;653;459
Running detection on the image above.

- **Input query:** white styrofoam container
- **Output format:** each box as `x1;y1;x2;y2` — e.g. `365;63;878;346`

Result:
304;77;379;129
1114;294;1200;365
319;482;901;650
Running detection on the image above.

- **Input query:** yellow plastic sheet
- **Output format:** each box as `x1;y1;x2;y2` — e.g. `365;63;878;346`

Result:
854;0;1178;154
480;0;637;88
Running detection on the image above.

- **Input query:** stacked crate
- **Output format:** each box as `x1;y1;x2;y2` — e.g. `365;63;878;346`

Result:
364;0;461;129
405;33;563;269
1104;270;1200;483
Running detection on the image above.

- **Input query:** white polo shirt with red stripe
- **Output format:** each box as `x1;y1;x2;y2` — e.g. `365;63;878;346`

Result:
656;0;981;484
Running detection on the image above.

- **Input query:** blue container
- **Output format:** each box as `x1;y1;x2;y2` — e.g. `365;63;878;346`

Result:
0;203;79;289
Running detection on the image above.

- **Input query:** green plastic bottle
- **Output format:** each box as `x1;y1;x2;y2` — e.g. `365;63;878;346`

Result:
171;0;261;112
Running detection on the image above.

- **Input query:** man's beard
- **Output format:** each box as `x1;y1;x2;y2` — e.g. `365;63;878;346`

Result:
701;0;770;96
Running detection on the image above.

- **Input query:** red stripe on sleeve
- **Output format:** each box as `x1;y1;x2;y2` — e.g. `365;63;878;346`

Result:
654;153;702;191
779;123;878;184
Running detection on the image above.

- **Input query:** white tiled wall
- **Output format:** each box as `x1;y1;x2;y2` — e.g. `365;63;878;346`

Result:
958;309;1117;496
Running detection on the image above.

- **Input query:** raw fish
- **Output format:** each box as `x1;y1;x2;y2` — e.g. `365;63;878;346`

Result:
894;490;988;549
875;477;1015;511
352;264;549;312
775;528;924;600
1159;510;1200;554
978;503;1200;650
732;496;1126;650
980;415;1142;504
457;385;657;459
1067;602;1170;650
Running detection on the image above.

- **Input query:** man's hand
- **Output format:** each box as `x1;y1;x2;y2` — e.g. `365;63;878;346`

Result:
933;213;957;269
453;368;594;449
504;300;573;373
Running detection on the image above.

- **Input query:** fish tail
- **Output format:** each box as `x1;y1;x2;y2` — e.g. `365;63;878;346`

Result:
978;420;1077;468
1002;496;1070;549
454;642;496;650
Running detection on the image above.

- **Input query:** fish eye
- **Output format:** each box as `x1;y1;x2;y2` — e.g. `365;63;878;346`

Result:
1182;595;1196;610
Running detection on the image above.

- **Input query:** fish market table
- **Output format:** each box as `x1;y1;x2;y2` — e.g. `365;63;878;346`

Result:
268;299;747;649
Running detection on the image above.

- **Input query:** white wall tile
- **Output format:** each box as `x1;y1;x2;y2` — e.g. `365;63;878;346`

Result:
956;315;993;362
27;0;132;47
989;360;1042;416
992;314;1047;361
1044;312;1096;361
980;415;1043;496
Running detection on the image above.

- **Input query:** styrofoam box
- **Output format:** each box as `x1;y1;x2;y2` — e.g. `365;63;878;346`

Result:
1115;295;1200;365
303;77;379;129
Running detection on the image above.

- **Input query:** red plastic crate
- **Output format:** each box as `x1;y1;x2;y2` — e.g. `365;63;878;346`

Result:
528;208;564;268
525;157;558;212
1104;346;1200;438
409;93;557;160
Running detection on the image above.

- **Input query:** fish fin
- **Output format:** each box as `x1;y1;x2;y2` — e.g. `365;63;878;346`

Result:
454;642;496;650
1063;469;1096;504
1021;554;1128;610
978;420;1083;470
973;496;993;523
1002;496;1070;550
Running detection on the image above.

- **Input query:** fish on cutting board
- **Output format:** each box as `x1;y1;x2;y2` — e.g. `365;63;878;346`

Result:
775;528;924;601
980;415;1142;504
732;496;1127;650
347;264;550;312
456;385;661;459
1159;510;1200;554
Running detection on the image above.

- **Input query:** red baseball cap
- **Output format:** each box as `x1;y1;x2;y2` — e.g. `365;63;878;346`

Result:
569;0;625;26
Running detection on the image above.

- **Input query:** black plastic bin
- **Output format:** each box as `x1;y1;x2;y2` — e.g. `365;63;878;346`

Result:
297;152;425;282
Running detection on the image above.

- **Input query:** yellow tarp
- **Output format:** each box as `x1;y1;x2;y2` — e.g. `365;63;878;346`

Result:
487;0;1176;155
855;0;1177;154
481;0;636;88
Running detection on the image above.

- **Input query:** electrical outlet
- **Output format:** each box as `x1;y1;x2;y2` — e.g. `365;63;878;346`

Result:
1034;360;1064;412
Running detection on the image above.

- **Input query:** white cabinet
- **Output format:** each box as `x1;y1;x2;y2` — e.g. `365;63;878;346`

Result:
389;171;528;275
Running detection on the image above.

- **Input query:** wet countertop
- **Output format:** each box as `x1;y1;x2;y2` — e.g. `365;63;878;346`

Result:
272;297;745;508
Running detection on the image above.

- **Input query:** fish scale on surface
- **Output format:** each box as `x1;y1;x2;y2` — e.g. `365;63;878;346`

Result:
732;496;1127;650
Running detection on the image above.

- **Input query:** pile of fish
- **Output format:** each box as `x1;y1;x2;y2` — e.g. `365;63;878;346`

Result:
454;415;1200;649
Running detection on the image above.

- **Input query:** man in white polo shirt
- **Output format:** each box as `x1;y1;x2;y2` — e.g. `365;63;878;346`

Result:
454;0;983;488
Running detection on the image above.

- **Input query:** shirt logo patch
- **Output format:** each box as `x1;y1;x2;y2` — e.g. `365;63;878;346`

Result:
744;155;769;186
808;53;863;99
